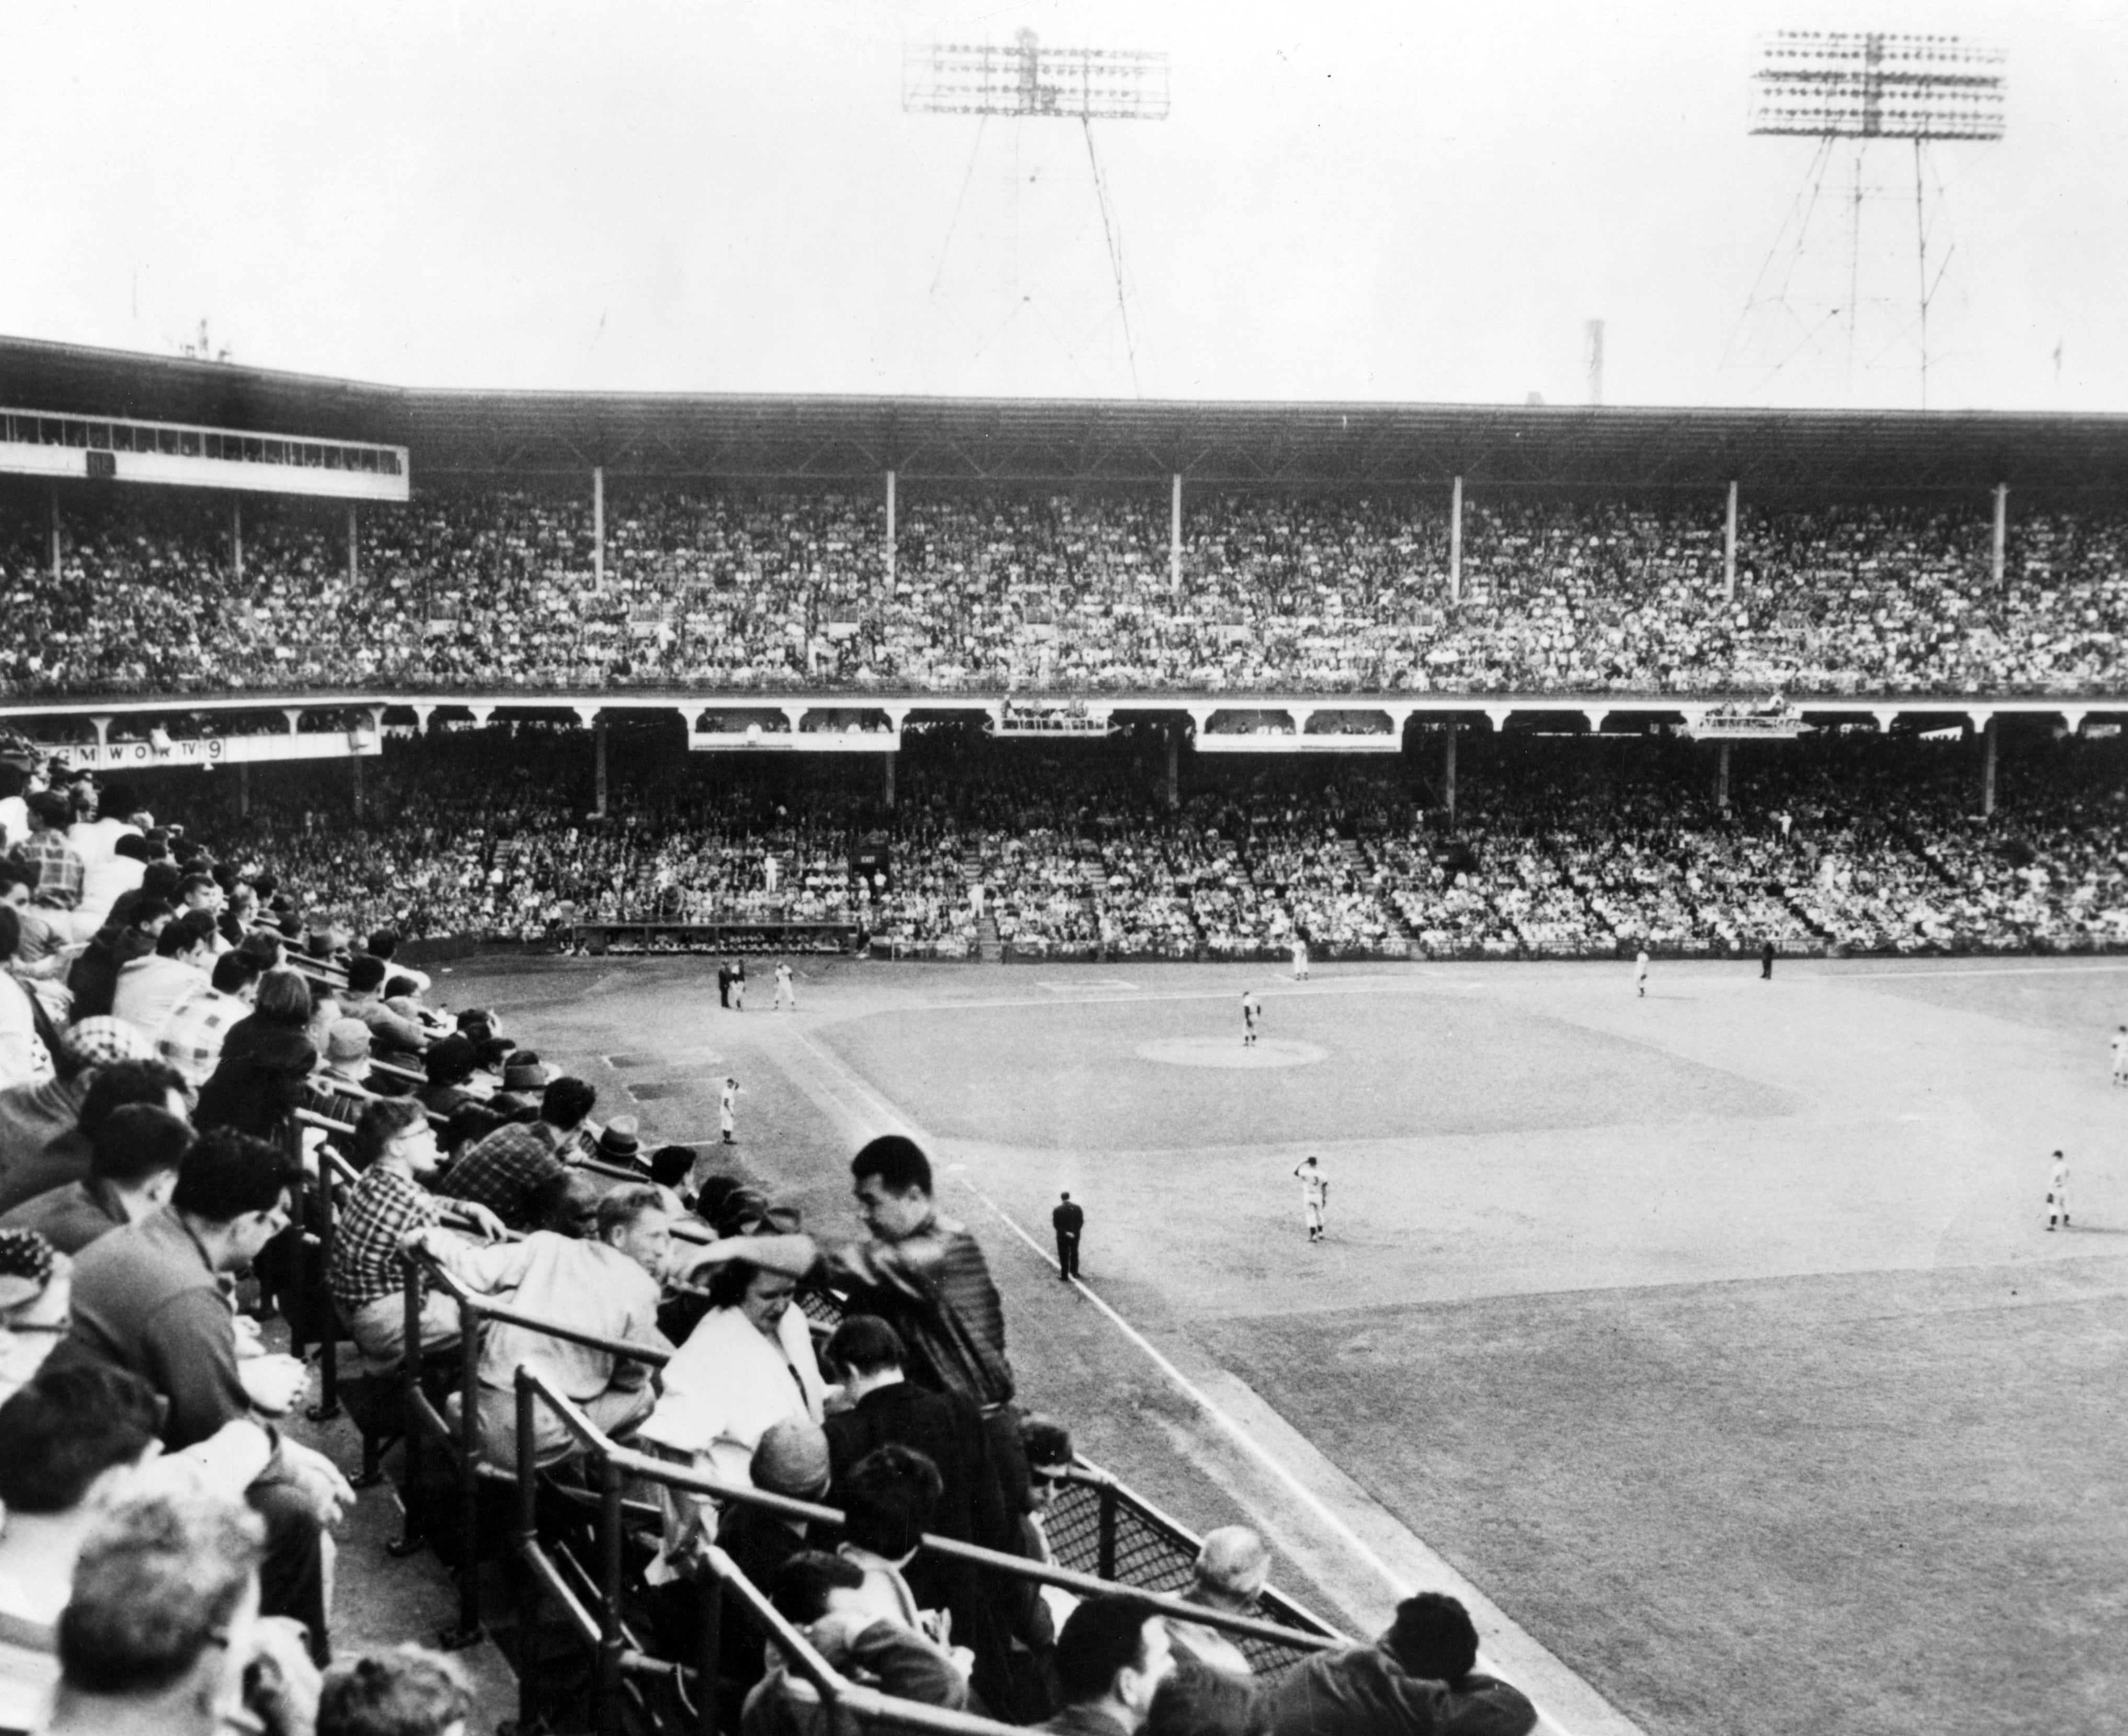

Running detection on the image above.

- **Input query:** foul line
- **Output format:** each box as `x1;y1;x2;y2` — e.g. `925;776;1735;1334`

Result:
783;1026;1585;1735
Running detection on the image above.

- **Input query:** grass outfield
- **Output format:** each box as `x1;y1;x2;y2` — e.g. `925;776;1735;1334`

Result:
447;953;2128;1736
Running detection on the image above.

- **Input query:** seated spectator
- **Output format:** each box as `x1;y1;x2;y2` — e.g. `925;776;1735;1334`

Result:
2;863;74;996
193;1030;317;1143
833;1444;949;1640
318;1647;475;1736
439;1102;506;1164
154;950;262;1091
0;907;54;1093
362;929;431;999
417;1035;482;1118
214;964;314;1076
110;911;218;1040
1166;1528;1271;1680
330;1098;504;1370
408;1178;671;1466
0;1048;182;1217
13;793;84;915
63;897;173;1023
44;1487;319;1736
312;1019;382;1130
0;1230;67;1404
639;1250;828;1487
1041;1594;1175;1736
1145;1665;1267;1736
647;1143;696;1217
433;1075;596;1231
1262;1593;1535;1736
741;1550;968;1736
340;954;427;1055
0;1362;276;1729
1021;1415;1076;1567
53;1128;355;1654
596;1114;642;1171
0;1104;190;1254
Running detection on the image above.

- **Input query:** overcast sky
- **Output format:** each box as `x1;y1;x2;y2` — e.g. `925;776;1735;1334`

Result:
4;1;2124;412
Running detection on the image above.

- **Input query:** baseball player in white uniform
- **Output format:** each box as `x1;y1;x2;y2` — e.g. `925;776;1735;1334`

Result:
1294;1155;1328;1242
1634;949;1650;998
2046;1149;2070;1230
1241;990;1262;1048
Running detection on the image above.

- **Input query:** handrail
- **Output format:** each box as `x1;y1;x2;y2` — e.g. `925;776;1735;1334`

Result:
413;1248;673;1366
513;1367;1032;1736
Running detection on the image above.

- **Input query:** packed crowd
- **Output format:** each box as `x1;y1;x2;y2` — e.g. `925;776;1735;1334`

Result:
10;484;2128;695
79;721;2128;965
0;740;1541;1736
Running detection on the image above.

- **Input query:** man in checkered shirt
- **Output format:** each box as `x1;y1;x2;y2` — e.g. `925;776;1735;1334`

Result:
11;792;84;913
331;1097;505;1367
434;1075;598;1231
154;952;262;1090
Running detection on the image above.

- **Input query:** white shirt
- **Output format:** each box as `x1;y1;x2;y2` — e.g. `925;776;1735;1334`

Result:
638;1303;826;1485
111;955;211;1040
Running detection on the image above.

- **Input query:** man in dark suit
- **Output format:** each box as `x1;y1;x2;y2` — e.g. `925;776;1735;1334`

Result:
821;1314;1037;1715
1051;1192;1083;1281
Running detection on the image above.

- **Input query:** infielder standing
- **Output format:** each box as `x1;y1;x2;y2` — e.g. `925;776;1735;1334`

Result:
1241;989;1262;1048
1294;1155;1328;1242
774;961;795;1011
719;1076;741;1146
2046;1149;2070;1230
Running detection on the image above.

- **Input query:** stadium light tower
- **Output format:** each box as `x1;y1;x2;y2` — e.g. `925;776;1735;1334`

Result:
1723;31;2005;408
904;29;1169;394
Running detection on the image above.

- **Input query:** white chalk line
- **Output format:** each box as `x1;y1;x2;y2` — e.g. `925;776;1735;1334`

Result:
784;1025;1589;1736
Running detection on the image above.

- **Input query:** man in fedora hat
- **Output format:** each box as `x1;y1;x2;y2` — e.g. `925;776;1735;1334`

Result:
597;1115;644;1171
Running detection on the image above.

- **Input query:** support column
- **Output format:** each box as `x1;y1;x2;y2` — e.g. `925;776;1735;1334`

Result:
1981;716;1998;818
1449;477;1463;604
89;716;112;747
1165;723;1180;812
591;464;605;590
351;753;365;820
347;505;359;584
1443;727;1458;821
48;490;60;581
231;500;244;583
1992;484;2007;586
1717;739;1732;812
594;719;609;819
1724;480;1739;600
885;470;897;587
238;761;250;817
1170;473;1183;597
882;751;897;811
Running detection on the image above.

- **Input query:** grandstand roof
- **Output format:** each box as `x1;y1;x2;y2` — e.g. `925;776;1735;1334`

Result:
8;332;2128;497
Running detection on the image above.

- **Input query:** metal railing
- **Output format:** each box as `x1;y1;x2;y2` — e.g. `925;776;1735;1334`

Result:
509;1366;1346;1736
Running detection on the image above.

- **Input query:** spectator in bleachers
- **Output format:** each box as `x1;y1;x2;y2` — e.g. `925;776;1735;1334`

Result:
340;954;427;1055
1166;1528;1271;1680
1262;1592;1535;1736
110;911;217;1040
432;1075;596;1231
417;1034;482;1118
0;1103;190;1254
408;1177;670;1466
53;1128;353;1656
1041;1593;1175;1736
742;1551;970;1736
317;1647;475;1736
154;949;261;1091
193;1030;317;1144
640;1249;828;1486
312;1019;382;1131
1144;1666;1266;1736
330;1097;506;1371
0;907;53;1092
13;793;84;914
44;1486;319;1736
66;898;173;1023
0;1048;182;1218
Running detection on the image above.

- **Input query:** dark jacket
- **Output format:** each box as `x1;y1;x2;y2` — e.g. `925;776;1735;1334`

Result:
54;1206;253;1449
1264;1646;1537;1736
0;1176;130;1253
65;923;156;1021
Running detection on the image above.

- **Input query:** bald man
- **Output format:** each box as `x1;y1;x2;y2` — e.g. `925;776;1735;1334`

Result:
1168;1525;1272;1678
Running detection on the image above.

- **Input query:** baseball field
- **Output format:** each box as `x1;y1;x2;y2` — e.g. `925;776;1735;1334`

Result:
436;949;2128;1736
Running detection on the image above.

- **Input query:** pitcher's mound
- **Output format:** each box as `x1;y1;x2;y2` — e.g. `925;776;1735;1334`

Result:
1135;1037;1327;1069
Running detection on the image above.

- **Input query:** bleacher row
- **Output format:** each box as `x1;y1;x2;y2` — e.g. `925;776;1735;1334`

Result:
268;945;1349;1736
7;485;2128;694
161;722;2128;964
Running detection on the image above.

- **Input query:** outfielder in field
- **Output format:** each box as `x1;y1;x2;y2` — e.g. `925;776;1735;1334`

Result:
773;961;795;1011
1241;989;1262;1048
2046;1149;2070;1230
1294;1155;1328;1242
1634;949;1650;998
